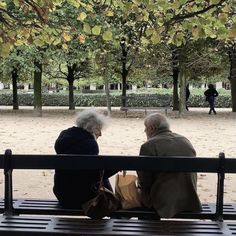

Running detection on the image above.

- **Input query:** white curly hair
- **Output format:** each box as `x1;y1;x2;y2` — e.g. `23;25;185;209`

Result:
75;109;107;135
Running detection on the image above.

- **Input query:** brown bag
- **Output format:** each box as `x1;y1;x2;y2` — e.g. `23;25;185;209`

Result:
115;173;141;209
82;187;120;219
82;171;120;219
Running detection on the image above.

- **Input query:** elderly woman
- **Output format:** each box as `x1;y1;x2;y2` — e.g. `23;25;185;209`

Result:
53;109;117;209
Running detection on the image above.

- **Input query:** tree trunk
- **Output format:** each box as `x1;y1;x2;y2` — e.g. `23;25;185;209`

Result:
11;67;18;110
173;71;179;111
104;77;111;116
121;68;128;107
68;80;74;110
121;41;128;107
104;65;111;116
67;64;75;110
229;48;236;112
179;68;187;117
34;61;42;117
171;47;179;111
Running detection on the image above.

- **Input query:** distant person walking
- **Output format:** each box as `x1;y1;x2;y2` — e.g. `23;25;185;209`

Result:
204;84;218;115
186;85;190;111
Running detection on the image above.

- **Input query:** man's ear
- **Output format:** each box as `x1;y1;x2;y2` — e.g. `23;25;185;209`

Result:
150;125;155;131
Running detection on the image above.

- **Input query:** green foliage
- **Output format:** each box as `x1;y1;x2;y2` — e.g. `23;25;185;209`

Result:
189;94;231;108
0;92;231;108
0;0;234;109
1;0;234;55
0;93;13;104
0;46;38;82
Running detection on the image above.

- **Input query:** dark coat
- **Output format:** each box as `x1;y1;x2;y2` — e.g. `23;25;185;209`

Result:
204;88;218;101
53;127;117;208
137;129;202;218
186;87;190;101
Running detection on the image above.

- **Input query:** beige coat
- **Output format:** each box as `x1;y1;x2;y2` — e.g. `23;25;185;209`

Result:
137;128;202;218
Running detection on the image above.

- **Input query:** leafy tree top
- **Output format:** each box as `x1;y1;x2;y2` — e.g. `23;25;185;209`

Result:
1;0;236;57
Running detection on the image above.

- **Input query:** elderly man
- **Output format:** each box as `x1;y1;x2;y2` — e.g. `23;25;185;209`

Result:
137;113;201;218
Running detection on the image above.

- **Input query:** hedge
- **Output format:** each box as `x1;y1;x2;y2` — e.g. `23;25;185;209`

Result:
0;93;232;108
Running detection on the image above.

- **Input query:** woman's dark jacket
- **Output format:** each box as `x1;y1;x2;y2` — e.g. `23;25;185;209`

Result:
53;127;117;208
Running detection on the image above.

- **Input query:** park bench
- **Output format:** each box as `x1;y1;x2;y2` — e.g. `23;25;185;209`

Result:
0;150;236;235
120;95;172;116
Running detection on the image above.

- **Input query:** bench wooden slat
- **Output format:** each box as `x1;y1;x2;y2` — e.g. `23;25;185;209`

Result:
0;216;234;235
1;198;236;220
0;158;3;168
3;154;236;173
121;96;170;99
120;107;170;110
5;152;236;172
1;155;231;172
120;107;171;116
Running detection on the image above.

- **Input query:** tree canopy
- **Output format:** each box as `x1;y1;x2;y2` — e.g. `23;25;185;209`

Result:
1;0;236;111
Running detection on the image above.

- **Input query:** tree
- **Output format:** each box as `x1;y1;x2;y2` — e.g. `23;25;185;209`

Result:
228;42;236;111
90;0;231;109
176;39;228;114
2;0;236;113
222;2;236;111
1;1;99;112
0;46;34;109
92;43;121;115
45;45;92;110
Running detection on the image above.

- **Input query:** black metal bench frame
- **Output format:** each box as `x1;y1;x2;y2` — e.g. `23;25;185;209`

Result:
1;149;236;235
120;95;172;116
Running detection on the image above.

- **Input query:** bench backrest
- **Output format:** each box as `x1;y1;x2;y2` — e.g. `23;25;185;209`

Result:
120;95;172;107
1;149;235;220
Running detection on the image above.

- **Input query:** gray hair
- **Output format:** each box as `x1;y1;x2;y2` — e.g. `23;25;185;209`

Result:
144;113;170;133
75;109;107;134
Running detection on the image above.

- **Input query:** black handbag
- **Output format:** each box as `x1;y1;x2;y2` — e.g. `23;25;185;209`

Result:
82;171;120;219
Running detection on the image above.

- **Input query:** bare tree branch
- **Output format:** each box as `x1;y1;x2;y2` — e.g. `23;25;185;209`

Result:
165;0;227;28
24;0;49;23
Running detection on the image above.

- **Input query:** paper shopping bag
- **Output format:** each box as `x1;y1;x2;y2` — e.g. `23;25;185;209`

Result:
115;174;141;209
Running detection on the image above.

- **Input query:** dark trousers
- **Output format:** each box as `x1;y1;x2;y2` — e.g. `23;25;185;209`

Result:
208;97;216;114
